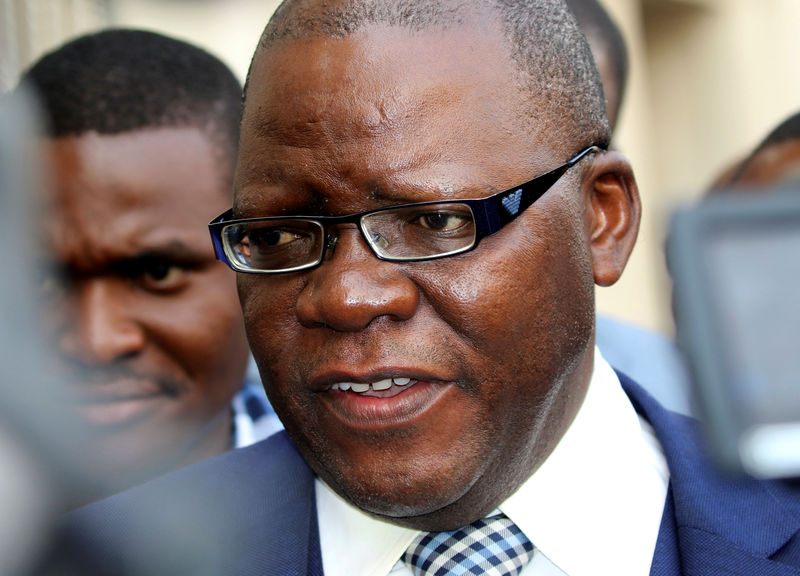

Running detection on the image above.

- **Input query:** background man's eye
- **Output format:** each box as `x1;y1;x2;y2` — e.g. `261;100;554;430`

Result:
141;262;186;290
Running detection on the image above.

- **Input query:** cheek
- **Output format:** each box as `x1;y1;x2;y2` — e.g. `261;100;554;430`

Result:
237;274;302;383
418;204;595;389
147;274;249;404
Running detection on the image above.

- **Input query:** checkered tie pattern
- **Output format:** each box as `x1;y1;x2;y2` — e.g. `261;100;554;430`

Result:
403;514;534;576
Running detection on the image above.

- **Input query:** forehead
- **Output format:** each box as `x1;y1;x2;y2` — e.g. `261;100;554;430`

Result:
237;23;560;211
45;128;231;260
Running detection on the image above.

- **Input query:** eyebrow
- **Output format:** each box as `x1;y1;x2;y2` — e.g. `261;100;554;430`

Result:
55;241;214;280
116;242;212;268
366;178;498;206
234;167;499;219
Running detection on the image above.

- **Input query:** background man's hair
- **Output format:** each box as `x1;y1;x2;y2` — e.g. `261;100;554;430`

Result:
250;0;609;151
725;110;800;186
749;110;800;154
565;0;628;130
19;29;242;162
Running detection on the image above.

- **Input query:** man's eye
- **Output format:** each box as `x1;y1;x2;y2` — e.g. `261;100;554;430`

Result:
139;262;187;290
250;227;303;248
417;212;470;231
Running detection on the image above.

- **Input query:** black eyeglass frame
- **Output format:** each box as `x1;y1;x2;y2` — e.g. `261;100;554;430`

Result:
209;144;602;274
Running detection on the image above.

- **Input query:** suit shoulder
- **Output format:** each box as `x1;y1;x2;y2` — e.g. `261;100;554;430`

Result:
59;431;316;573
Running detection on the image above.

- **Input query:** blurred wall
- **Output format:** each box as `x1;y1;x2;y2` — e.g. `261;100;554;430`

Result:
108;0;282;81
0;0;112;90
3;0;799;336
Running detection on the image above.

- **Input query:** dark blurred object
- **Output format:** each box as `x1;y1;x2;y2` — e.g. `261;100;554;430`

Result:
668;189;800;479
709;109;800;193
0;84;99;574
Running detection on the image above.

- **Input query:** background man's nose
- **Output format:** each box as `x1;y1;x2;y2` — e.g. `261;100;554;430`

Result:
296;228;420;331
58;279;146;364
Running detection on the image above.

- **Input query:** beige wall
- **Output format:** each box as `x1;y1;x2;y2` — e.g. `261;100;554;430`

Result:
7;0;800;337
109;0;282;82
0;0;112;90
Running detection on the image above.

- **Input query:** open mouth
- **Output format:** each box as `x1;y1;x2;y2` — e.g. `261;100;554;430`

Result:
320;375;455;429
330;376;414;397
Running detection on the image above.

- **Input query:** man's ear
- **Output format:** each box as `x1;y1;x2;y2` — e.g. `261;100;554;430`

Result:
583;150;641;287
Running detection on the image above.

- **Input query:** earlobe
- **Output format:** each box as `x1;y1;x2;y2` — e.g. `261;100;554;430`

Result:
585;151;641;287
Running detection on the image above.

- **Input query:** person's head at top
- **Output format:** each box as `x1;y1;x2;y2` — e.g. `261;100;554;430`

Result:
215;0;641;531
711;110;800;192
20;29;250;494
566;0;629;132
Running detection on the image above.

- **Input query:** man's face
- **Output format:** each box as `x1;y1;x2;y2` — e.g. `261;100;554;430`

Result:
43;127;250;488
238;24;597;530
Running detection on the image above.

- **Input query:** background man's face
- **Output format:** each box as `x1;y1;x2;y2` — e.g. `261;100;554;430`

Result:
237;23;596;529
43;127;250;487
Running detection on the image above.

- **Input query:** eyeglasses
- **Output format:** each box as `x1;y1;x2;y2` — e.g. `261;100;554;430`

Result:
209;145;601;274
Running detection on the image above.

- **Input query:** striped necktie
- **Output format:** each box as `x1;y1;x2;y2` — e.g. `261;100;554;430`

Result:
403;514;534;576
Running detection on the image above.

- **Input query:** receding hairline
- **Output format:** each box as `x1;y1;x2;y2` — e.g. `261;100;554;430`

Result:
244;0;609;152
246;2;499;100
260;0;485;45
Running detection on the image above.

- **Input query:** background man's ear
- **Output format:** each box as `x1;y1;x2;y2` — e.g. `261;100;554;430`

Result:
584;150;641;287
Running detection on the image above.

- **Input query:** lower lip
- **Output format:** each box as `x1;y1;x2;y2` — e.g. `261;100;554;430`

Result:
75;393;165;428
319;380;453;430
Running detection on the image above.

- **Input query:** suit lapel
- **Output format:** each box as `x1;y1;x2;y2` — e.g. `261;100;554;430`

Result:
237;431;322;576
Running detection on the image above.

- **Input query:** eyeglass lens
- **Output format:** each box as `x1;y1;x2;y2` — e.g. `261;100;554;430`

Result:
222;202;478;272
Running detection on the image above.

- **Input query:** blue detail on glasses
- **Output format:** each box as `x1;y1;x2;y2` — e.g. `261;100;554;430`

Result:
501;189;523;216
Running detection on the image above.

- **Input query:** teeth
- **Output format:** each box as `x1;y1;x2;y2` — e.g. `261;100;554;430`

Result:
372;378;392;391
331;377;414;393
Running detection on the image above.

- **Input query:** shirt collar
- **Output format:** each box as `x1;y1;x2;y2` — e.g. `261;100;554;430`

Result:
499;348;669;575
316;347;668;576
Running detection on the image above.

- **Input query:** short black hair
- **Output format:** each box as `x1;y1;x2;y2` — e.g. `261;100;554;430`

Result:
565;0;628;131
249;0;609;151
751;110;800;152
19;29;242;164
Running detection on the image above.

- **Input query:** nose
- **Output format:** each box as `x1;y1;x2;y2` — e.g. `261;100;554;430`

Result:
58;278;146;364
296;227;420;331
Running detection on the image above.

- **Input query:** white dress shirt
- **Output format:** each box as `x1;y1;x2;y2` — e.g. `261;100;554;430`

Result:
316;348;669;575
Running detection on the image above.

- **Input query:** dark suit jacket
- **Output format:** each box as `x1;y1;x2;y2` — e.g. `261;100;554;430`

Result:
60;374;800;575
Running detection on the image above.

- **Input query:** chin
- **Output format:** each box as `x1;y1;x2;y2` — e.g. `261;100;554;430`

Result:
320;462;490;530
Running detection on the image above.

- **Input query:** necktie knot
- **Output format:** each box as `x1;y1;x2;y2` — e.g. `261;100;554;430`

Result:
403;514;534;576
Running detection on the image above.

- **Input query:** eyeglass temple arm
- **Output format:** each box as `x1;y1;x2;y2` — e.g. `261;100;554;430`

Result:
471;146;599;236
208;209;233;263
469;165;572;236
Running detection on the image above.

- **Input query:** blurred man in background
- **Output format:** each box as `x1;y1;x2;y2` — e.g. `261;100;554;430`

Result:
18;29;280;502
566;0;628;133
712;110;800;190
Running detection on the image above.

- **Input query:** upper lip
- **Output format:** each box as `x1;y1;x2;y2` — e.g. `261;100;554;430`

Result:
309;365;457;392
